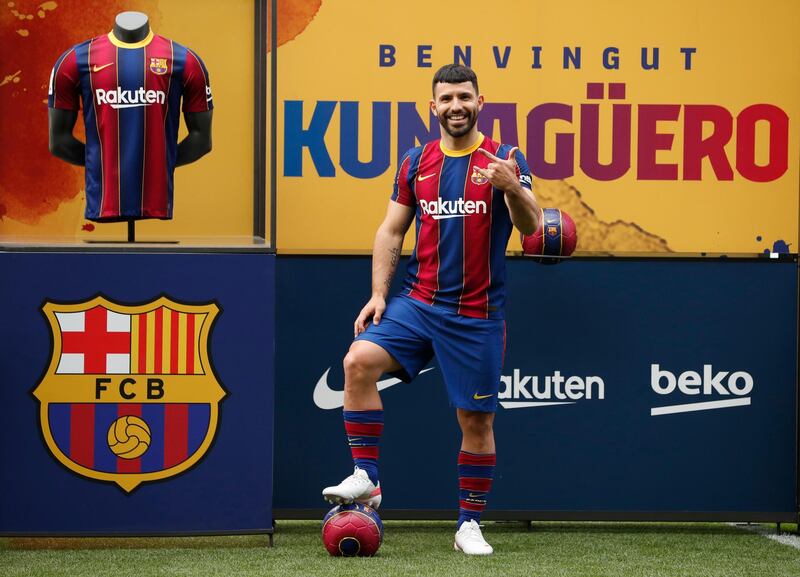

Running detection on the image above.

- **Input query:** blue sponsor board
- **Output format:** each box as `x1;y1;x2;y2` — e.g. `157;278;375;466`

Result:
0;252;275;534
275;256;797;518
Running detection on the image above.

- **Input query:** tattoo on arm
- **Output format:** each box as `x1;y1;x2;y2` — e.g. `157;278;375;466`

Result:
385;247;400;288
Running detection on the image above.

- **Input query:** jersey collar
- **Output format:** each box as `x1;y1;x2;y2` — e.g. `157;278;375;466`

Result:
439;132;485;157
108;30;155;49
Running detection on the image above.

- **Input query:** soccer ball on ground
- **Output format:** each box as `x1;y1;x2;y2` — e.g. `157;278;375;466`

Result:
521;207;577;264
322;503;384;557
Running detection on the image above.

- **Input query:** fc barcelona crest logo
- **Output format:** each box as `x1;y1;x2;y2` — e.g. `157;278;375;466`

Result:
470;169;489;185
149;57;168;75
32;296;226;492
546;225;560;237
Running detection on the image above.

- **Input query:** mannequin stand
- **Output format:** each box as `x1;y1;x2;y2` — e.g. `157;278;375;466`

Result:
84;220;178;244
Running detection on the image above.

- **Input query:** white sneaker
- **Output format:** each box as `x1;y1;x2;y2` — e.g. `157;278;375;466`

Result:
454;520;493;555
322;467;382;509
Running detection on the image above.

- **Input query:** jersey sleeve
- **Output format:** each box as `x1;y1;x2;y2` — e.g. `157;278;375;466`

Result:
48;48;80;110
182;49;213;113
390;149;416;206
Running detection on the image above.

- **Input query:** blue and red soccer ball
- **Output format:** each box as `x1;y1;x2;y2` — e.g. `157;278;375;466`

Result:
322;503;384;557
522;208;577;263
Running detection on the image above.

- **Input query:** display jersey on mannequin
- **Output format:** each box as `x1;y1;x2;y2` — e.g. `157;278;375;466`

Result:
48;11;213;231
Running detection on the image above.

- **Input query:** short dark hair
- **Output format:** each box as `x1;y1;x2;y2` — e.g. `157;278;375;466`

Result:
432;64;479;96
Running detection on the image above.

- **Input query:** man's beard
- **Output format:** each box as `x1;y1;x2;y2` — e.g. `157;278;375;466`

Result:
438;110;477;138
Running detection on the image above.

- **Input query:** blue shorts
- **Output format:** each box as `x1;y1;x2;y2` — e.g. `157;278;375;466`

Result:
355;295;505;412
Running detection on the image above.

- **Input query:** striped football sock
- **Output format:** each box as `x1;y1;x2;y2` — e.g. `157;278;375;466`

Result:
457;451;496;528
343;409;383;485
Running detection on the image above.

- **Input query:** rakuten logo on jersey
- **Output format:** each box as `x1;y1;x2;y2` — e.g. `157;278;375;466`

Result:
95;87;166;109
419;198;487;220
649;364;753;416
499;369;605;409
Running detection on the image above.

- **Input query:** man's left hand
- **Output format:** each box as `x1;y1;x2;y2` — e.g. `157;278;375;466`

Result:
473;147;524;194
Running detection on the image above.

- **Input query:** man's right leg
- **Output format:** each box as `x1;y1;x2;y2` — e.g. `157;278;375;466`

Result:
322;340;401;508
342;339;400;411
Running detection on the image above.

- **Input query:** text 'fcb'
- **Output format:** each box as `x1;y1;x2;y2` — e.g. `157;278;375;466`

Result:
95;377;165;400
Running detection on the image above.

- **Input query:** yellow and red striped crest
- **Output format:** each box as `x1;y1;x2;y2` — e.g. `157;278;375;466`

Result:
129;302;207;375
149;57;168;75
33;296;226;492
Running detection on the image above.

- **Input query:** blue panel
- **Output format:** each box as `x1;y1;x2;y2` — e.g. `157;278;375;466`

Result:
436;155;466;299
94;404;119;473
49;403;71;458
274;256;798;515
117;47;145;216
0;252;275;533
487;188;512;311
188;404;210;455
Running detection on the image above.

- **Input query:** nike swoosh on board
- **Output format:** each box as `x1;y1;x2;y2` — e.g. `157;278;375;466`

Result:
313;367;435;410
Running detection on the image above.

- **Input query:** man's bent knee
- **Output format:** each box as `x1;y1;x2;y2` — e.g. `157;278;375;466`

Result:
457;409;495;436
343;341;398;386
343;341;399;380
343;352;378;384
342;341;399;411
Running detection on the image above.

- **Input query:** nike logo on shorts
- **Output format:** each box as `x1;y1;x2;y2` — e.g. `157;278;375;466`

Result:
473;392;494;400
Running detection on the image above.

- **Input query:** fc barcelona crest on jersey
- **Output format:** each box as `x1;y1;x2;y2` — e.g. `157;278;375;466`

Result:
470;169;489;185
149;57;168;75
32;296;226;492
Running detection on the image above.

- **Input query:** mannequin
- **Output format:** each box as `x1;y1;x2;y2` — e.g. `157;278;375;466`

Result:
112;11;149;43
48;12;213;240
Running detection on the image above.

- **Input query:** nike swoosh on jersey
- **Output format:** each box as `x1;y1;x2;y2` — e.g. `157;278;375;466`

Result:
417;173;437;181
313;367;435;410
92;63;114;72
473;392;494;400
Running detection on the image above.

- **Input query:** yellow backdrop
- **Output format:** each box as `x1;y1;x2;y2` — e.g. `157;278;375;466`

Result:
276;0;799;255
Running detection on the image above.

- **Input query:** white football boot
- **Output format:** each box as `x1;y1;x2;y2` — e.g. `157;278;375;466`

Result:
322;467;382;509
454;520;493;555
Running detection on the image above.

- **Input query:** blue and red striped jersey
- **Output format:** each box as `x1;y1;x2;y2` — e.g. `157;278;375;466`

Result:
392;133;533;320
48;31;212;221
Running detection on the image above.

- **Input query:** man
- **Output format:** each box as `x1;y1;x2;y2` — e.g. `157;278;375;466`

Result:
322;64;539;555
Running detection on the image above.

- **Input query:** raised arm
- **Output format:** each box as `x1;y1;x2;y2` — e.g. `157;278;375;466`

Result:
474;146;540;235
